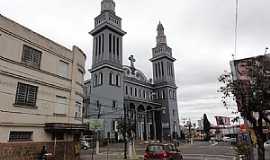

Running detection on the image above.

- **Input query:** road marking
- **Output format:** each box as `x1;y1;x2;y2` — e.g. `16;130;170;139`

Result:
211;142;218;146
183;154;235;158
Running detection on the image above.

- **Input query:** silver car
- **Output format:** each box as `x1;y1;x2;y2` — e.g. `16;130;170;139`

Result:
264;139;270;149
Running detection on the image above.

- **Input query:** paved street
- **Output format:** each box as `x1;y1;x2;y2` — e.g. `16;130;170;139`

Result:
179;141;236;160
80;141;238;160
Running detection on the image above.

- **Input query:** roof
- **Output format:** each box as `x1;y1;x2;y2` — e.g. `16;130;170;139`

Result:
123;65;152;83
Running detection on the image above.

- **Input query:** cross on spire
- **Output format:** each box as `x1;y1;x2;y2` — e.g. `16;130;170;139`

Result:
128;55;136;68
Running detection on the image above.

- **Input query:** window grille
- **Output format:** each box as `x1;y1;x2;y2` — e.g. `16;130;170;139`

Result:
21;45;42;68
15;82;38;106
9;131;33;142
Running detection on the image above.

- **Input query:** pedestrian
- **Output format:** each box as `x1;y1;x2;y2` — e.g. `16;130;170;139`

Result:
38;145;48;160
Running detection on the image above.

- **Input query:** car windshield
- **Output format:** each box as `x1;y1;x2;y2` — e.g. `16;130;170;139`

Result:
164;145;177;151
147;145;163;152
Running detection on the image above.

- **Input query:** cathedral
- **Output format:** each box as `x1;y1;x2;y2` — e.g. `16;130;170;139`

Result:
84;0;180;141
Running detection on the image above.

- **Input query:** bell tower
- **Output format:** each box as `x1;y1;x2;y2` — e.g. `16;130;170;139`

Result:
151;22;176;84
88;0;126;139
150;22;180;139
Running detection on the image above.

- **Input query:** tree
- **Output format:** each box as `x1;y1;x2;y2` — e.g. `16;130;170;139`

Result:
218;56;270;160
203;113;211;141
117;119;134;140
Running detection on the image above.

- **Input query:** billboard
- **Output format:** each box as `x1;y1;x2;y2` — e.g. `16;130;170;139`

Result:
215;116;230;126
230;55;270;112
85;119;104;131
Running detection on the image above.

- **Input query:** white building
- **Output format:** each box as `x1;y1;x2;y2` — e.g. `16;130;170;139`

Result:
0;14;86;159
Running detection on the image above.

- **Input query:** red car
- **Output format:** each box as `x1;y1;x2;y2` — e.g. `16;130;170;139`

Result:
144;143;183;160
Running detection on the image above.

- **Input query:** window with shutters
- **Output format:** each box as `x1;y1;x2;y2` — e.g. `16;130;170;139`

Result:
55;96;67;115
15;82;38;107
9;131;33;142
58;60;69;78
21;45;42;68
75;101;81;119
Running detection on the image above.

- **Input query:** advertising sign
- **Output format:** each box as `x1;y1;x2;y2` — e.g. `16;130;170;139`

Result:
85;119;104;131
230;55;270;112
215;116;230;125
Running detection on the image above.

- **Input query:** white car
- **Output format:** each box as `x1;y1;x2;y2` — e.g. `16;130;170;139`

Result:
264;140;270;148
81;140;90;150
223;137;236;143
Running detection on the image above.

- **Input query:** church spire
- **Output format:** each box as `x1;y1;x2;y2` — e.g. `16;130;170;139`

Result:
101;0;115;13
156;21;167;45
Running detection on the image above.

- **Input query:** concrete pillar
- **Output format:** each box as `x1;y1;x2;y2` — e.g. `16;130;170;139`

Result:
153;111;157;140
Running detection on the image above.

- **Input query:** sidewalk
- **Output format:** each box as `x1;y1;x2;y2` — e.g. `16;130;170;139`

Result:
80;142;145;160
80;152;143;160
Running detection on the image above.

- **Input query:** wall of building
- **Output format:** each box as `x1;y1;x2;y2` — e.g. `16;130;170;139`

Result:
88;67;124;138
0;13;85;150
0;141;80;160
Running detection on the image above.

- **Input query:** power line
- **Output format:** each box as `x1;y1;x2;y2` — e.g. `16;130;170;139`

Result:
234;0;239;58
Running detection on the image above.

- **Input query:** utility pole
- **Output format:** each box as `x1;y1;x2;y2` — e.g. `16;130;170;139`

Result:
96;102;101;155
124;103;127;159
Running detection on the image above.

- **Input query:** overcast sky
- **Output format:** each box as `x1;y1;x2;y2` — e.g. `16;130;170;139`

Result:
1;0;269;125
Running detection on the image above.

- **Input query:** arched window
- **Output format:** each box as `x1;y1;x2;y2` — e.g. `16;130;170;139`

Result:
94;74;98;86
161;90;164;99
135;88;137;97
143;90;146;99
109;72;113;85
173;91;176;99
125;86;128;95
115;74;120;86
163;90;166;99
98;72;103;85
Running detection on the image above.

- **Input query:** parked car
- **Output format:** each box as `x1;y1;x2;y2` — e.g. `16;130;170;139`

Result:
264;139;270;149
80;140;90;150
223;136;237;144
144;143;183;160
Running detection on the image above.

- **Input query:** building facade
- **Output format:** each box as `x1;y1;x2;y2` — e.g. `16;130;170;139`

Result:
0;14;86;159
84;0;180;141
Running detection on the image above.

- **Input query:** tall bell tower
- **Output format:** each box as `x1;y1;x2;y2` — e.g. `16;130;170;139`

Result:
150;22;180;139
89;0;126;138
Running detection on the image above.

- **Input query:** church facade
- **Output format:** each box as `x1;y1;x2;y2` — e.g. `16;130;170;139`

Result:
84;0;180;141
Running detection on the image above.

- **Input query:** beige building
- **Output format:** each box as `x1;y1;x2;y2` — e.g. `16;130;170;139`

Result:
0;14;86;160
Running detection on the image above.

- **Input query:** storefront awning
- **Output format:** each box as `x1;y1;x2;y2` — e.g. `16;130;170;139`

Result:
45;123;87;133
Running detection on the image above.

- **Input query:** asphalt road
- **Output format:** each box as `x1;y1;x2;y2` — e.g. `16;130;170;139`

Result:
80;141;270;160
179;141;236;160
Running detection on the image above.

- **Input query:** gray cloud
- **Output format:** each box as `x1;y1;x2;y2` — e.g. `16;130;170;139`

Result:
1;0;269;124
